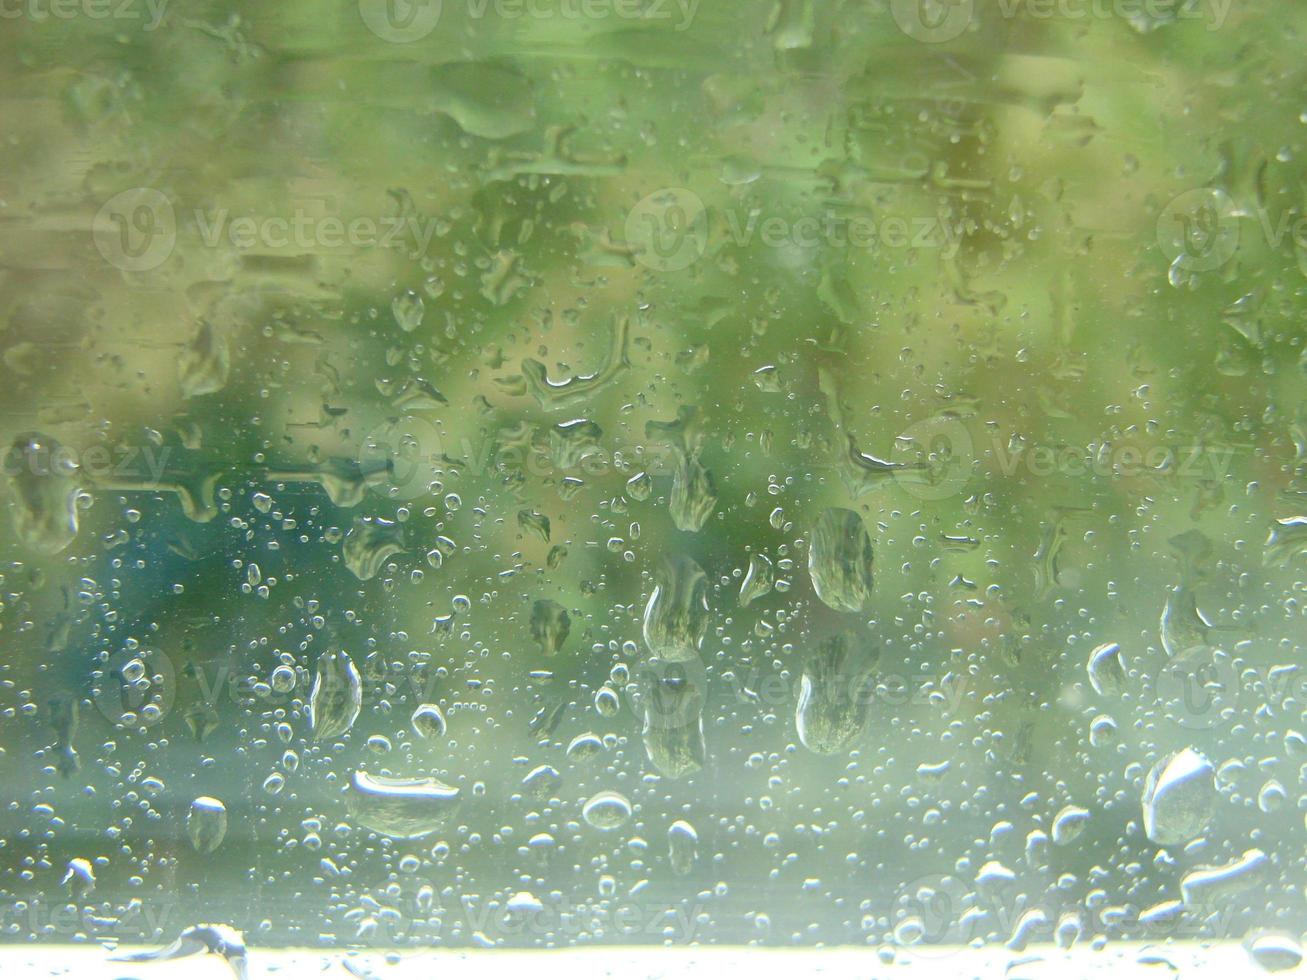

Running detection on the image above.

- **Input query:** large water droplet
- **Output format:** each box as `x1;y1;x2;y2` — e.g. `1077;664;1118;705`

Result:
642;554;709;661
186;796;228;853
530;599;571;656
4;433;82;554
668;819;698;875
808;508;875;613
581;790;632;830
796;632;878;755
308;649;362;741
634;657;707;777
1141;747;1215;846
410;703;446;740
348;770;460;838
1086;642;1127;697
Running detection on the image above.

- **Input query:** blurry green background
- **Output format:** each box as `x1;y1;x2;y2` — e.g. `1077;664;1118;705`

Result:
2;0;1307;955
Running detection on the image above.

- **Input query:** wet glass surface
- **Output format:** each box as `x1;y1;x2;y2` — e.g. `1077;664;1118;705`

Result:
1;0;1306;973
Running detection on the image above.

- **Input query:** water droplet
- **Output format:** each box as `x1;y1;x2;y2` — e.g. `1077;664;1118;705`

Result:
634;658;706;777
668;819;698;875
1141;747;1215;846
1245;932;1304;973
1180;848;1268;905
670;455;717;532
342;518;404;581
739;553;774;607
178;321;229;398
4;433;82;554
796;632;878;755
308;649;362;741
186;796;228;853
61;858;94;898
626;471;653;501
808;508;875;613
566;732;603;763
530;599;571;656
1086;642;1127;697
582;790;632;830
392;289;425;332
521;764;561;799
411;703;446;740
348;770;460;838
1051;804;1090;845
643;554;709;661
595;685;620;717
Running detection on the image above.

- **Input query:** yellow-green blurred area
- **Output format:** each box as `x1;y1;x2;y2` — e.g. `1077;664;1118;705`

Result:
2;0;1307;959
